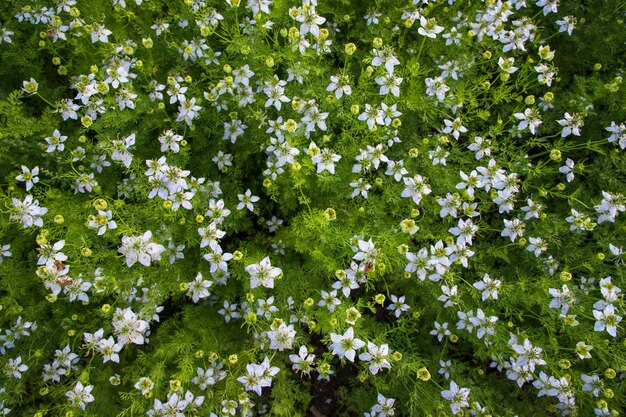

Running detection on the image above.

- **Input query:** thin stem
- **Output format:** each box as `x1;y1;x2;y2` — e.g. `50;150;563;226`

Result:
36;92;56;108
415;36;427;64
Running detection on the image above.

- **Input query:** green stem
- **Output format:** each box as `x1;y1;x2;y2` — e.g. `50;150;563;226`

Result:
415;36;427;64
36;92;56;108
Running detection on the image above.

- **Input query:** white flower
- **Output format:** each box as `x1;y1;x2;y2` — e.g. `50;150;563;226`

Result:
88;210;117;235
365;394;395;417
110;133;135;168
45;129;67;152
430;321;450;342
90;23;112;43
557;112;583;137
5;356;28;379
187;273;213;303
581;374;604;397
318;289;341;312
10;195;48;228
198;222;225;249
575;341;593;360
468;136;491;160
442;117;467;140
418;16;444;38
329;327;365;362
559;158;575;182
473;273;501;301
289;345;315;375
0;244;11;264
295;4;326;37
501;218;525;242
112;307;149;345
353;239;377;264
263;76;290;110
99;337;123;363
22;77;38;94
237;357;279;395
245;256;282;289
66;381;95;411
371;46;401;74
134;377;154;395
448;218;478;246
527;236;548;257
314;147;341;174
15;165;39;191
158;129;184;153
358;104;384;130
375;73;402;97
441;381;470;415
118;231;165;267
513;108;542;135
349;178;371;198
326;74;352;99
401;175;431;205
556;15;576;35
237;189;260;211
425;76;450;101
388;295;410;318
593;304;622;337
536;0;558;15
267;322;296;351
358;342;391;375
498;57;518;74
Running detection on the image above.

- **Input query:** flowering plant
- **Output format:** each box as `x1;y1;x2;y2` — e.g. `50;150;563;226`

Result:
0;0;625;416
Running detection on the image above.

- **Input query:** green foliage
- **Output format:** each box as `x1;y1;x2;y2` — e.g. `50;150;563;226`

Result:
0;0;625;416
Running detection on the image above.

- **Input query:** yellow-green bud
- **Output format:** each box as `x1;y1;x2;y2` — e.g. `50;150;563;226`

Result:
345;43;356;55
417;367;431;381
245;312;257;325
169;380;181;391
550;149;562;161
80;115;93;128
